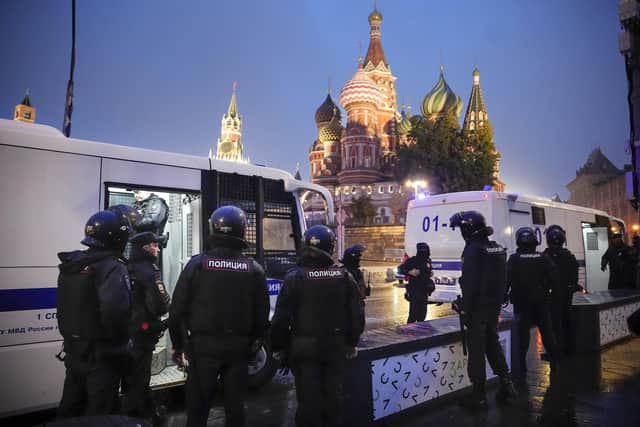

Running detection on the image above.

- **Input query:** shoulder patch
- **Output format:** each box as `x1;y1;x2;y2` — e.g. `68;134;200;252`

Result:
204;257;252;272
306;268;344;280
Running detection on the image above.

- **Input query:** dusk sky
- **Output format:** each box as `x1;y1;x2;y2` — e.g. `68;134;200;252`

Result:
0;0;629;198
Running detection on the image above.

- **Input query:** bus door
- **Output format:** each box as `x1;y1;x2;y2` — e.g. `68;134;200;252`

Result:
105;184;201;387
580;221;609;293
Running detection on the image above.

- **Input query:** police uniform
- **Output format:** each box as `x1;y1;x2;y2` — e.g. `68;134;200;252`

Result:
543;244;579;355
507;243;560;372
397;243;434;323
133;193;169;238
271;225;364;427
340;244;368;328
169;206;269;427
601;237;635;289
121;232;170;420
450;211;516;409
57;211;132;418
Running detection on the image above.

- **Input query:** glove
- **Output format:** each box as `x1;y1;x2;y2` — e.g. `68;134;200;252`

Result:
345;346;358;360
171;349;186;369
273;351;290;376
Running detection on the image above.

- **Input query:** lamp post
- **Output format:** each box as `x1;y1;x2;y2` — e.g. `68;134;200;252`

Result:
405;179;428;199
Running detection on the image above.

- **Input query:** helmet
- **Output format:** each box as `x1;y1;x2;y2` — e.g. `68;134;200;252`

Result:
81;210;132;251
109;204;141;230
208;205;248;248
416;242;430;256
341;244;366;265
516;227;538;248
449;211;490;241
303;225;336;257
545;225;566;247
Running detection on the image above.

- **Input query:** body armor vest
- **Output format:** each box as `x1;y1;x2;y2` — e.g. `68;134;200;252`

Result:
294;267;347;339
57;266;101;340
188;255;256;338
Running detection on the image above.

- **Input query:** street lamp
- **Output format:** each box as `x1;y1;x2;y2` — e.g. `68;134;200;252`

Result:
405;179;428;199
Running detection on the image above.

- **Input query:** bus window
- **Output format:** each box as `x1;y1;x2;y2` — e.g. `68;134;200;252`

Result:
301;190;331;226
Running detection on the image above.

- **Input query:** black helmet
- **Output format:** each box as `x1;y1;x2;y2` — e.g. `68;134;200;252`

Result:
208;205;248;248
109;204;142;229
303;225;336;257
516;227;538;248
81;210;132;251
341;244;366;266
449;211;491;241
545;225;566;247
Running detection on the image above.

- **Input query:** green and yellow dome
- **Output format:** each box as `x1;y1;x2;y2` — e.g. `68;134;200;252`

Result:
319;108;342;142
421;65;463;118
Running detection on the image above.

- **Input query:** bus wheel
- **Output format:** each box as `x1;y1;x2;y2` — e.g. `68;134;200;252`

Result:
247;341;278;389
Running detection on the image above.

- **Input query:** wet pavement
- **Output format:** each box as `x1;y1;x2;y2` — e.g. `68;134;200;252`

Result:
160;283;640;427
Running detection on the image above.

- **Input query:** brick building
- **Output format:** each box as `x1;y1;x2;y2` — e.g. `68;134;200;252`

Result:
567;148;638;235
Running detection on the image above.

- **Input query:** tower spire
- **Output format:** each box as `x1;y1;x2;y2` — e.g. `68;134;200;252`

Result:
463;67;488;132
215;82;247;163
364;4;387;67
227;81;238;118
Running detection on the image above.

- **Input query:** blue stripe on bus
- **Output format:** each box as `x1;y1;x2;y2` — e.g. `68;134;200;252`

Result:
0;288;57;312
431;261;462;271
267;278;282;296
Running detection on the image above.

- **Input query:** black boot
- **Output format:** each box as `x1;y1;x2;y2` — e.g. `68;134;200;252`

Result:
460;383;488;411
496;375;518;404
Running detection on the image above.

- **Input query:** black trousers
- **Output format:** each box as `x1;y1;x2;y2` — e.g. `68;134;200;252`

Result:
551;297;571;355
57;340;122;419
185;355;247;427
407;300;427;323
515;301;559;369
466;306;510;386
121;349;154;417
293;357;346;427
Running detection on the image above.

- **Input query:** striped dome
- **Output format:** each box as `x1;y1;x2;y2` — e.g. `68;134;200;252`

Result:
319;108;342;142
421;66;462;117
339;64;383;109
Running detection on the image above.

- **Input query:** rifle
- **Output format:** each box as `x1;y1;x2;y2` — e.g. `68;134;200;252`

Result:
452;295;467;356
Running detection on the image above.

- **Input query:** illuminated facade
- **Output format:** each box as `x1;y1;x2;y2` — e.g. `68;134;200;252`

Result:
14;89;35;124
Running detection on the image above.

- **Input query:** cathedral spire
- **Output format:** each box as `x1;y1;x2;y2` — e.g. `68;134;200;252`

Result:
463;67;488;131
364;4;387;68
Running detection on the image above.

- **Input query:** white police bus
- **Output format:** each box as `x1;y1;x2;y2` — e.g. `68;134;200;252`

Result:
403;191;625;303
0;119;334;417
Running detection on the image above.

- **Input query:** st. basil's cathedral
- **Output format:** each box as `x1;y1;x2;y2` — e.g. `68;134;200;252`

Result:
307;6;503;228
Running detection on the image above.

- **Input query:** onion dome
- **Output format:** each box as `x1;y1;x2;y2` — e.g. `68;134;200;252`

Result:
421;65;462;118
368;7;383;24
339;64;383;108
397;109;413;136
314;93;341;126
319;108;342;142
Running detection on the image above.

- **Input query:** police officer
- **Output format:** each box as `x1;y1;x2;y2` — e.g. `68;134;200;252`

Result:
340;244;369;328
397;242;434;323
121;232;170;424
169;206;269;427
543;225;580;355
271;225;364;427
57;210;133;418
133;190;170;245
506;227;560;375
449;211;517;410
601;232;635;289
